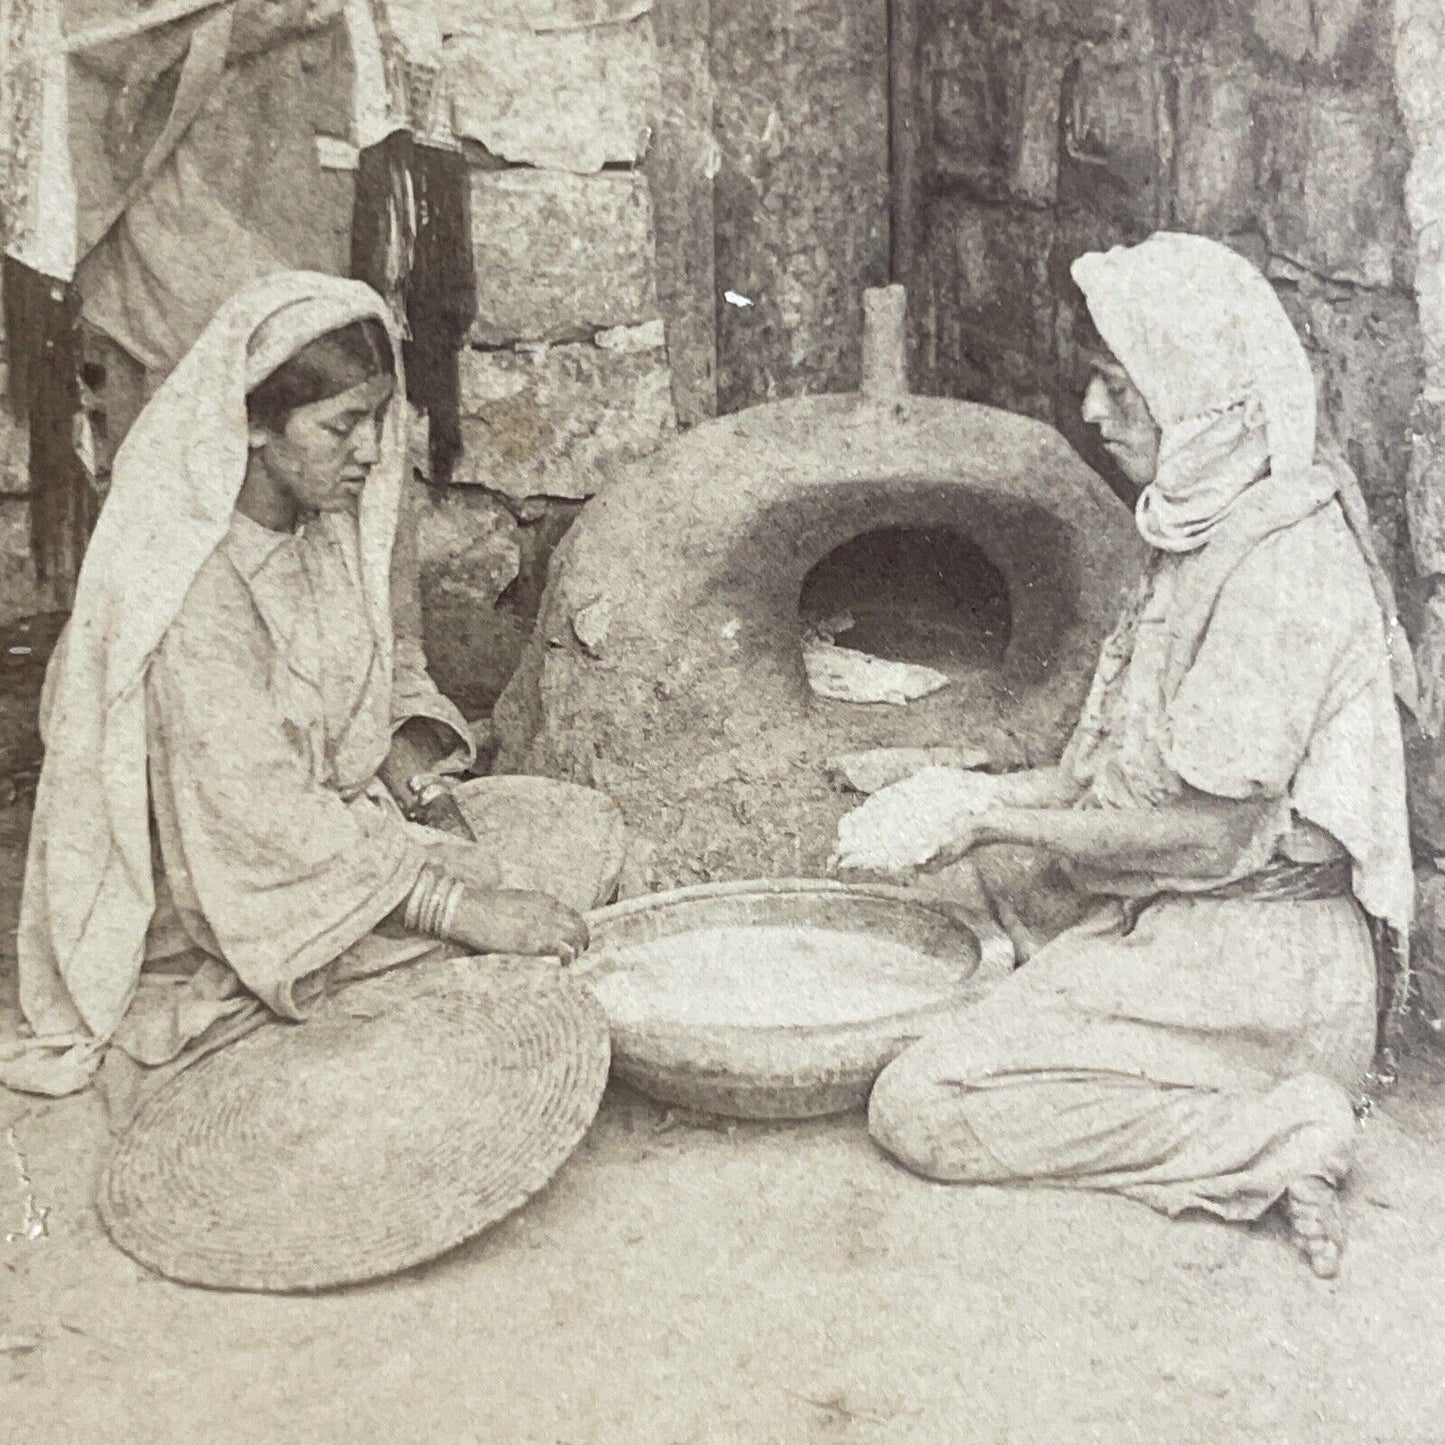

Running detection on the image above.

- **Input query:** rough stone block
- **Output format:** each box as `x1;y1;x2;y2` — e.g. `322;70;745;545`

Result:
595;318;667;352
711;0;890;410
470;170;659;344
925;19;1070;205
1013;48;1070;205
446;16;658;173
423;492;583;716
454;338;676;501
1405;146;1445;380
1278;286;1421;539
415;487;523;715
923;19;1014;199
0;392;28;498
1249;0;1313;62
1413;865;1445;1023
416;487;521;596
0;498;38;628
643;0;717;425
1173;65;1259;234
974;0;1151;42
917;198;1056;420
1056;56;1164;230
1255;88;1412;289
1313;0;1383;62
1249;0;1390;81
434;0;651;32
1407;393;1445;575
1395;0;1445;146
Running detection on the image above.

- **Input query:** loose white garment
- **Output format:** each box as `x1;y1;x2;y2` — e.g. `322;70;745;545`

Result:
868;233;1408;1223
1072;233;1418;717
1070;233;1415;931
5;273;431;1093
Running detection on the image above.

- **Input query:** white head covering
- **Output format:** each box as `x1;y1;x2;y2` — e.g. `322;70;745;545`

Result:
1072;233;1317;547
1072;232;1417;713
10;272;405;1086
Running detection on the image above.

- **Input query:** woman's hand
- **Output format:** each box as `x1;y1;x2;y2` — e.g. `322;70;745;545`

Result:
380;718;477;838
411;787;476;841
831;767;1001;874
923;813;993;871
448;888;590;966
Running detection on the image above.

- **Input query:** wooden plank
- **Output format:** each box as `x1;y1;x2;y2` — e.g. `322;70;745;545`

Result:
711;0;891;412
888;0;921;389
644;0;718;425
887;0;918;288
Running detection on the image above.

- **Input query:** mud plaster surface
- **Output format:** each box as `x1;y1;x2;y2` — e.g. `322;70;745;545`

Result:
493;395;1142;910
2;1063;1445;1442
1;798;1444;1443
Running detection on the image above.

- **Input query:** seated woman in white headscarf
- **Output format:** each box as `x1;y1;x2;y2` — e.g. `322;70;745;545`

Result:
3;272;624;1099
834;233;1415;1278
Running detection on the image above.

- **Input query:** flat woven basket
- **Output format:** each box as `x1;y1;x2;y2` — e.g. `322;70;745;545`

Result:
99;957;609;1293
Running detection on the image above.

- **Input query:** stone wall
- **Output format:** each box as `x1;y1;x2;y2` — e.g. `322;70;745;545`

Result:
0;447;37;632
1392;0;1445;1022
0;1;894;667
901;0;1445;1025
0;280;46;630
420;0;896;714
903;0;1423;575
416;0;679;716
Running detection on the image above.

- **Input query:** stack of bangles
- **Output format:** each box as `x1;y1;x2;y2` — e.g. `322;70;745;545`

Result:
403;864;466;939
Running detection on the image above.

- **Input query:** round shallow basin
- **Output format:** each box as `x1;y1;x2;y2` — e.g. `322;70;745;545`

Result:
580;878;995;1119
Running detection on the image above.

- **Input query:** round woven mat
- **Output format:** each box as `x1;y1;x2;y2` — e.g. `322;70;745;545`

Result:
99;958;610;1293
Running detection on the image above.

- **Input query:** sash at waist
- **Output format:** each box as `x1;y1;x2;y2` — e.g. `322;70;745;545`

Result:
1120;858;1353;934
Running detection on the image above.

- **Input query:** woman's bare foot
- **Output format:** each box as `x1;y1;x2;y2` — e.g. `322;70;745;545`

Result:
1283;1176;1345;1279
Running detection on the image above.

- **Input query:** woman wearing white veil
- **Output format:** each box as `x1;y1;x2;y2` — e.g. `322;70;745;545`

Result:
2;272;618;1099
840;234;1415;1277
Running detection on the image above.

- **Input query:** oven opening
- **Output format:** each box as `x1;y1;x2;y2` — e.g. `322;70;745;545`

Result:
798;526;1012;699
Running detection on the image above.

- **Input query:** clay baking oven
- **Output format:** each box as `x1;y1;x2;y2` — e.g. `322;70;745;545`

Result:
493;289;1144;890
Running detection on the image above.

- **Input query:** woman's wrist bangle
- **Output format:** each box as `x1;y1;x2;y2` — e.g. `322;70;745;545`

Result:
405;864;458;935
403;866;434;932
424;876;448;935
436;878;465;939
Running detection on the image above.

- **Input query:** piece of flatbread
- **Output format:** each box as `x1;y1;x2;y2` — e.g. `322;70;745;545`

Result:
833;766;1001;872
802;641;952;706
827;745;992;795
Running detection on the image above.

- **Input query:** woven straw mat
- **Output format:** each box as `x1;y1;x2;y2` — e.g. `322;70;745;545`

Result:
98;957;610;1292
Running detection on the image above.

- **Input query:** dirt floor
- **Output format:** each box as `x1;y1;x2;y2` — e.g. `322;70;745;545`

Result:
3;797;1445;1444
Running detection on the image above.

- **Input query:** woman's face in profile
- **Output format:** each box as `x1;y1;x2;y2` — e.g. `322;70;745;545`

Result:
1080;351;1160;489
251;374;394;515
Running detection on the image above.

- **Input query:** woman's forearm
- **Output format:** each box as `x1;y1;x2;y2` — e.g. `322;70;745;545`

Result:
973;791;1273;878
991;765;1082;810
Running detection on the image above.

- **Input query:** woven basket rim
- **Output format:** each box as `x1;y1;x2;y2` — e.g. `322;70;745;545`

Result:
584;875;980;933
580;877;990;1118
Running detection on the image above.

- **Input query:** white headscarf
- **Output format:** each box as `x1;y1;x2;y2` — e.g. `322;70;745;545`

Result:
1072;232;1418;714
10;272;406;1086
